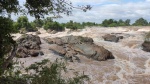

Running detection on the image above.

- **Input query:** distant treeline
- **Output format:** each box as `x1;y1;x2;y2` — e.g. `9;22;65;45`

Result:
13;16;150;32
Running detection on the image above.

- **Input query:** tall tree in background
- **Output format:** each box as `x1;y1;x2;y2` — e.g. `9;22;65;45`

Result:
125;19;130;26
133;18;148;26
33;19;44;28
0;0;91;75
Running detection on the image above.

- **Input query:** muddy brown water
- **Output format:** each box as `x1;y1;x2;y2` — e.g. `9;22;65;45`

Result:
14;27;150;84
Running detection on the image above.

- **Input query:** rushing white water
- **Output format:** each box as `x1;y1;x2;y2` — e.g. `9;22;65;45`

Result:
14;27;150;84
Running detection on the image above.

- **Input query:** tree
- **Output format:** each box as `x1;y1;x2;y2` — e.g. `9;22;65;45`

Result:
17;16;29;29
16;16;37;32
66;20;78;30
118;19;125;26
133;18;148;26
125;19;130;26
33;19;44;28
44;21;64;31
0;0;91;75
102;19;117;27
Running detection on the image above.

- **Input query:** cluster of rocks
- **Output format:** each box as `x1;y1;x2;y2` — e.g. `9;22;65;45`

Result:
45;35;114;62
102;34;123;42
141;32;150;52
16;34;44;58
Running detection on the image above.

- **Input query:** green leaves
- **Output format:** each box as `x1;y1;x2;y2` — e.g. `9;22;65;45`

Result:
101;19;131;27
0;0;19;14
133;18;148;26
0;16;15;58
43;17;64;31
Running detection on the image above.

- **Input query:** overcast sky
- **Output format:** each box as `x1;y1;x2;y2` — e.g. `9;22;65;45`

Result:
12;0;150;23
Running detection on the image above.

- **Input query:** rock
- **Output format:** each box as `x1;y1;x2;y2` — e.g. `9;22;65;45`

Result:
73;43;114;61
92;45;114;61
17;34;41;45
45;38;54;44
61;35;93;44
45;38;63;45
46;35;114;61
118;36;124;39
28;50;44;57
16;47;28;58
102;34;119;42
65;50;77;58
16;34;43;58
142;41;150;52
39;51;44;56
49;44;66;55
28;50;40;57
73;43;96;57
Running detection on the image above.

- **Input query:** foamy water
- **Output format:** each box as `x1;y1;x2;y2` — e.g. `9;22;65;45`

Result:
14;27;150;84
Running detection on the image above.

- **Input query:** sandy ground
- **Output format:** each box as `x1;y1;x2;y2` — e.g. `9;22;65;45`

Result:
12;26;150;84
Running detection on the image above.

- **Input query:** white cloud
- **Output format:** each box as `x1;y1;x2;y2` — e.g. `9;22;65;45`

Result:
12;0;150;23
55;0;150;23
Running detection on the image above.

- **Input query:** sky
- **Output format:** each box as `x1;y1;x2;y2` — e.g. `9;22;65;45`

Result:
12;0;150;23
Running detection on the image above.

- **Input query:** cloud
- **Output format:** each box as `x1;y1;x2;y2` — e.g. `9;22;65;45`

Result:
55;0;150;23
13;0;150;23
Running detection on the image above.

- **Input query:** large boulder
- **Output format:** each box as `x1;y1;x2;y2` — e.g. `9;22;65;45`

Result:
92;45;114;61
45;38;63;45
142;41;150;52
102;34;120;42
45;35;114;61
61;35;93;44
16;34;43;58
49;44;66;55
73;44;96;57
73;43;114;61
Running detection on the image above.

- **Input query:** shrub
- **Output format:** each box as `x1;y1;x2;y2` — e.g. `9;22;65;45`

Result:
44;22;64;31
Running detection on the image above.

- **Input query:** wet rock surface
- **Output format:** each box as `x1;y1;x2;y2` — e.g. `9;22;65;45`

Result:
16;34;44;58
142;41;150;52
14;27;150;84
45;35;114;61
102;34;123;42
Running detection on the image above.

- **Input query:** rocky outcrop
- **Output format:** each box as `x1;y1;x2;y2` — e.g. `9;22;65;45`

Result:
102;34;123;42
16;34;44;58
142;41;150;52
45;35;114;62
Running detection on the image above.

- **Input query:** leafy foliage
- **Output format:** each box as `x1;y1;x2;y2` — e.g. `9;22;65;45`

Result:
0;0;19;14
24;0;91;18
101;19;131;27
14;16;37;32
65;20;84;30
44;21;64;31
133;18;148;26
0;17;16;75
33;19;44;28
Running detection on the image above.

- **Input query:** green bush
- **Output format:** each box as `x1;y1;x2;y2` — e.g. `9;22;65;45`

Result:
44;22;64;31
0;17;15;73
